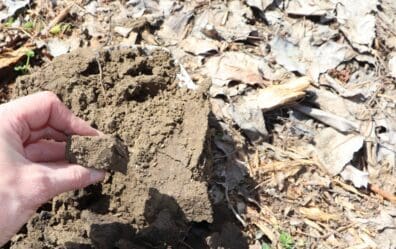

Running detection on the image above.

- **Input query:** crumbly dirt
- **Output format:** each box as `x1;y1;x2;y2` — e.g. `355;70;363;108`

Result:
66;135;129;174
11;47;213;248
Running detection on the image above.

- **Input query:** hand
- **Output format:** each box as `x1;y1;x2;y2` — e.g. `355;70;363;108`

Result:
0;91;105;246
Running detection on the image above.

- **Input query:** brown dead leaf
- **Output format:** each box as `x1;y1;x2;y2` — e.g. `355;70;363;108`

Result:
286;184;303;199
0;45;35;69
206;52;270;87
181;36;219;56
299;207;339;222
253;220;277;242
303;218;325;233
237;76;311;112
246;207;278;243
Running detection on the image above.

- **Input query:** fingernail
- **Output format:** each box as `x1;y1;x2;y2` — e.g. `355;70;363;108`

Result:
90;169;105;183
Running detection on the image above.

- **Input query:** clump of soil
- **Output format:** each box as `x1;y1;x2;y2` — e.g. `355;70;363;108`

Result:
66;135;129;174
11;46;212;248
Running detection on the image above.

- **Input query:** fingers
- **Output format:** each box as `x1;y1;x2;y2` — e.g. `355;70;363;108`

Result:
5;91;98;142
26;127;67;144
24;140;66;162
30;162;105;204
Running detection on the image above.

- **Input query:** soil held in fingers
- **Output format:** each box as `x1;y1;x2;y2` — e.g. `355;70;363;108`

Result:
66;135;129;174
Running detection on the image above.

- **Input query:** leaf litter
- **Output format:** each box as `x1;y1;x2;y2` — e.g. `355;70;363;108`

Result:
1;0;396;248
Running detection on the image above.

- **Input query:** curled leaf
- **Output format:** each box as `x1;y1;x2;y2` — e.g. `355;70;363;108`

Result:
299;207;339;222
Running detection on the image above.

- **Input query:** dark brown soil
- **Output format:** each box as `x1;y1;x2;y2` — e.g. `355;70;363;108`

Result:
66;135;129;174
0;70;14;104
10;46;213;248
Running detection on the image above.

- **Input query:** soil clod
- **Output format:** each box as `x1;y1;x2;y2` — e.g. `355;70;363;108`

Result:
66;135;129;174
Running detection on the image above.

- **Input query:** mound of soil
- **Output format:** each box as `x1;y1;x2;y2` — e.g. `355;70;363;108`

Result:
11;47;212;248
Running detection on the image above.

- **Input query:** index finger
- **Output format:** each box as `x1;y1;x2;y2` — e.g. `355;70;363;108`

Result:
5;91;98;141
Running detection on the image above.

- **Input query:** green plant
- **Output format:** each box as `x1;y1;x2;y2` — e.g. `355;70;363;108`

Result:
262;242;271;249
14;50;35;74
5;17;14;27
23;21;35;31
49;23;71;35
279;231;294;249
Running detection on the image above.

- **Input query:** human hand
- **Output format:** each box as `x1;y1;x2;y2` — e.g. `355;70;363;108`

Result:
0;91;105;246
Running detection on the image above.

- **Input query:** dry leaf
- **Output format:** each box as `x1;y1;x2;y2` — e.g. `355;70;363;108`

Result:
246;0;273;11
0;45;35;70
299;207;339;222
303;218;325;233
181;36;219;56
114;26;133;37
314;128;364;175
286;0;335;16
0;0;29;21
336;0;377;53
247;207;278;243
158;9;194;42
293;104;359;133
254;221;276;242
236;76;311;112
193;1;257;42
270;36;355;81
340;164;369;188
220;77;310;142
389;53;396;78
207;52;270;88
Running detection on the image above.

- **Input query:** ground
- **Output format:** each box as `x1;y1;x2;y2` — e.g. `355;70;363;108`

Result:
0;0;395;249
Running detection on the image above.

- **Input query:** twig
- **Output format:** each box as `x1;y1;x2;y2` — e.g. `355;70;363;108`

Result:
246;35;264;40
95;56;109;103
41;3;74;35
4;26;33;38
369;184;396;203
295;230;323;239
221;10;229;26
217;182;247;227
178;240;194;249
73;2;97;17
333;179;366;198
377;93;396;102
105;15;113;46
336;222;357;233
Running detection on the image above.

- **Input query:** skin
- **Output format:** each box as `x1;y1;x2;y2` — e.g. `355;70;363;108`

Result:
0;91;105;246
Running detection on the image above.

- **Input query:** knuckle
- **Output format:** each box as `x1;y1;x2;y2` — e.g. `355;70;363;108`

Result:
40;91;60;103
70;167;89;189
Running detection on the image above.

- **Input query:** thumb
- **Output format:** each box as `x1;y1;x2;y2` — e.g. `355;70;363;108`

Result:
33;162;105;202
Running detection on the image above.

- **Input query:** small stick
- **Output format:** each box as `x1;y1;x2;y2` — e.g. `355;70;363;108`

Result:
4;26;33;38
41;3;74;35
221;10;229;26
369;184;396;203
178;241;193;249
336;222;357;233
95;56;109;104
141;29;159;45
333;179;365;198
217;182;247;227
105;15;113;46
